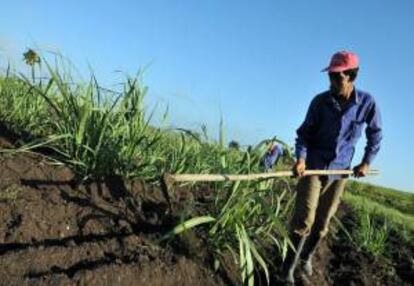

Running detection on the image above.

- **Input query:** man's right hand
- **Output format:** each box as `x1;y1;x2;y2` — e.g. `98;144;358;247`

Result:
293;158;306;177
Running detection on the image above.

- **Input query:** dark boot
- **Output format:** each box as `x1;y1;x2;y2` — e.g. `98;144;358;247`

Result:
281;233;307;284
300;233;321;277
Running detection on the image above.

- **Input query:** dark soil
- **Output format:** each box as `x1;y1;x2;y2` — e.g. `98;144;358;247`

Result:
0;126;413;285
0;133;226;286
322;206;414;286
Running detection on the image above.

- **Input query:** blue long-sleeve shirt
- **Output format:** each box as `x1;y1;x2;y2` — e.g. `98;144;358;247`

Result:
295;89;382;172
262;144;283;171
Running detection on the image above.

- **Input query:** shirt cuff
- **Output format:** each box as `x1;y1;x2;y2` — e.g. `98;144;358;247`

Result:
295;149;307;161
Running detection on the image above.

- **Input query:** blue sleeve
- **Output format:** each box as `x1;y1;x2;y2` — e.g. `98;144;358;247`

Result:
362;99;382;164
295;97;320;160
262;144;282;170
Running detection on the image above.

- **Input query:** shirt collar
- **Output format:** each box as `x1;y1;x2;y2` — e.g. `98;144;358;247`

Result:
353;88;361;105
328;87;360;105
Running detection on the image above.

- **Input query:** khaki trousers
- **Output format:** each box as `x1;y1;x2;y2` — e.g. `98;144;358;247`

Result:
290;175;346;238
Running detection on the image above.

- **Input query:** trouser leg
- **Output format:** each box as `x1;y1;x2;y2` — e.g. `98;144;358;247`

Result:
301;178;347;276
290;176;322;236
281;176;321;283
313;178;346;240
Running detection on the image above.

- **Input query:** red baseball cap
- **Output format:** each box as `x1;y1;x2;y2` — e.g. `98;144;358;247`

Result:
322;51;359;72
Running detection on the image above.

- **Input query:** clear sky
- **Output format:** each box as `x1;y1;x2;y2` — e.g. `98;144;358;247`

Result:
1;1;413;192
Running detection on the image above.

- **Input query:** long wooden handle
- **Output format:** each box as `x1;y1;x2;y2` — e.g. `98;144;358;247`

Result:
165;169;380;183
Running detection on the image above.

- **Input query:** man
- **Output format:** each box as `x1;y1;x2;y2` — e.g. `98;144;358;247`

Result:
281;51;382;283
261;140;283;172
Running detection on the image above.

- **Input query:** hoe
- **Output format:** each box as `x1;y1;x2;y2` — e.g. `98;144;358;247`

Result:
160;169;379;211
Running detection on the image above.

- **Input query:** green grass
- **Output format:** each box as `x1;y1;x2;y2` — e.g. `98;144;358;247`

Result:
353;210;389;257
334;181;414;259
343;191;414;242
347;180;414;215
0;76;49;136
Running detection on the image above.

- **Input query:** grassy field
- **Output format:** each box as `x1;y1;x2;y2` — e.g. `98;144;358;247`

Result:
342;181;414;257
345;181;414;233
347;180;414;215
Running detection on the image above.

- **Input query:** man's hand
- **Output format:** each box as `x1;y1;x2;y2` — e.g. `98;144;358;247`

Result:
293;158;306;177
353;162;370;178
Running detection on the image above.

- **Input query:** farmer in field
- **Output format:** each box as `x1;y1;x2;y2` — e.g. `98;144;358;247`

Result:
261;140;283;172
281;51;382;283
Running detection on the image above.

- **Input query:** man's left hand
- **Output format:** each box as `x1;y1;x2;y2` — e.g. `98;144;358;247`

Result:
353;162;370;178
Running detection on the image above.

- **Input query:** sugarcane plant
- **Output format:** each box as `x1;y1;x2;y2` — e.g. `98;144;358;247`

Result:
163;123;295;286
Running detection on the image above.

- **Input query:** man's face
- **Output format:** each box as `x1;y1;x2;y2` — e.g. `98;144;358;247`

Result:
329;70;352;95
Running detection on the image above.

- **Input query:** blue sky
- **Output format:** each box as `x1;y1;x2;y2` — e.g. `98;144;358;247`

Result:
1;1;413;192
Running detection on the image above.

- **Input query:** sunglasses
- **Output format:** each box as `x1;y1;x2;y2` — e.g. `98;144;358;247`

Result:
328;70;353;81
